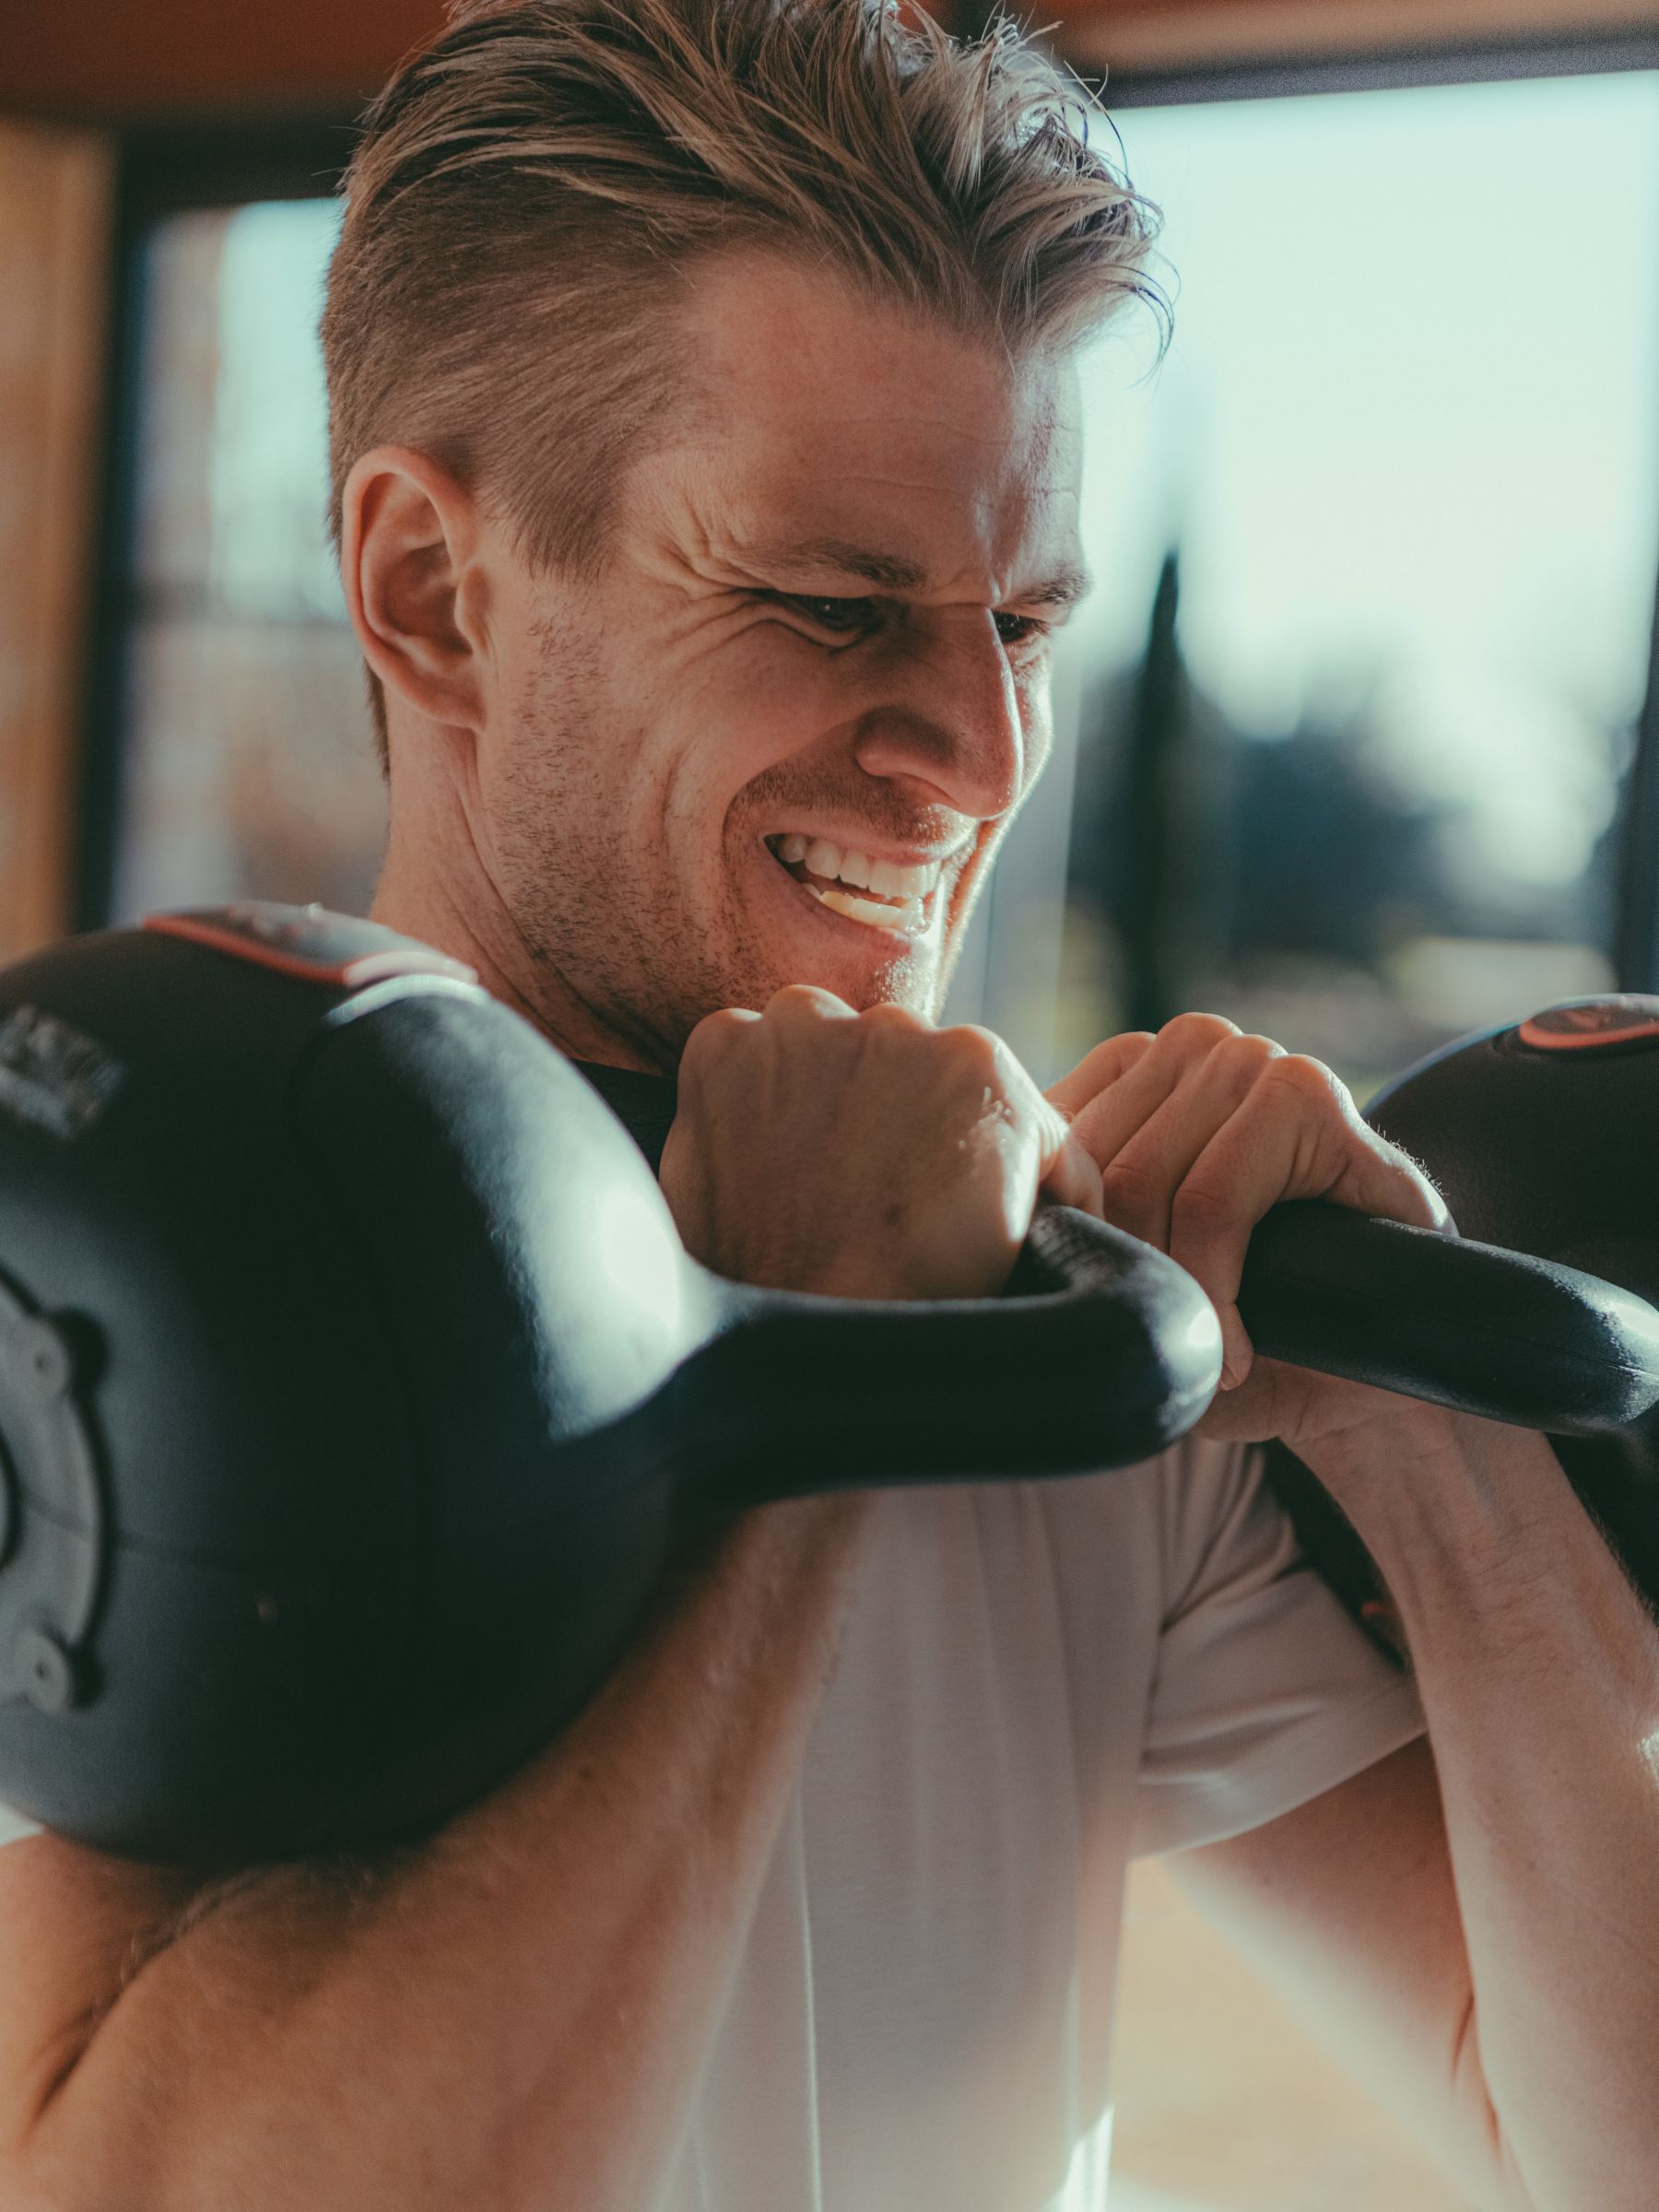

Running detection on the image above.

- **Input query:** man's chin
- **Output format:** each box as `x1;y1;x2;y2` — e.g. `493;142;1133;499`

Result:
742;936;950;1020
647;946;947;1068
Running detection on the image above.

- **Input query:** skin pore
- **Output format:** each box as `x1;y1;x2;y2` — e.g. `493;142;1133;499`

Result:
359;248;1089;1065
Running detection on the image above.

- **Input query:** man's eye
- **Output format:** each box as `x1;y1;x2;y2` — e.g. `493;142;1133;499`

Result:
786;594;879;637
775;597;1047;648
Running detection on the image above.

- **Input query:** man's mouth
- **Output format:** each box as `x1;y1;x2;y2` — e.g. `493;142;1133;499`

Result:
763;833;947;936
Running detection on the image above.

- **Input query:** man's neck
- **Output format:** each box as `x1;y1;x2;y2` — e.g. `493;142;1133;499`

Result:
371;843;665;1077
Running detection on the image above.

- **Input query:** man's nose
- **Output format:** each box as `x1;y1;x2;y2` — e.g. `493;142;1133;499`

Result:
851;608;1030;820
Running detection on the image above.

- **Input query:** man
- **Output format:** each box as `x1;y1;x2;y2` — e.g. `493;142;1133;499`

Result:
3;2;1657;2207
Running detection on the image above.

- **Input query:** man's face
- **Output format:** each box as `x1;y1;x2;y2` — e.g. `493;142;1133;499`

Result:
477;250;1088;1066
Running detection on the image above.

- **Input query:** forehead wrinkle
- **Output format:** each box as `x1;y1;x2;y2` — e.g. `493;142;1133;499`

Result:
735;536;930;593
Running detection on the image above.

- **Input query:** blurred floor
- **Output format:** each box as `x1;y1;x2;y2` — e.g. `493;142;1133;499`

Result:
1111;1861;1473;2212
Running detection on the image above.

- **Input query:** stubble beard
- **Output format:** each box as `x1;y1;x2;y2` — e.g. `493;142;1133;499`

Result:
490;635;968;1066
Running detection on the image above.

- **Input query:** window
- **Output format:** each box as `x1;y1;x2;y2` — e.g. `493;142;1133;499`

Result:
971;66;1659;1115
108;193;380;924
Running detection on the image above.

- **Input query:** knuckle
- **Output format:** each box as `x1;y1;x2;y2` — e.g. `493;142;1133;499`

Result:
1159;1010;1240;1053
1222;1031;1284;1078
860;999;926;1034
940;1022;1012;1085
764;982;847;1022
1265;1051;1347;1109
682;1006;752;1062
1070;1032;1154;1091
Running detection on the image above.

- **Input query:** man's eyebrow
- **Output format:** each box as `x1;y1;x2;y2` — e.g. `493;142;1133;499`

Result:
745;538;930;593
743;539;1095;607
1022;562;1094;610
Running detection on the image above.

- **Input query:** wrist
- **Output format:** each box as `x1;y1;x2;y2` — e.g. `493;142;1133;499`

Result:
1297;1408;1566;1620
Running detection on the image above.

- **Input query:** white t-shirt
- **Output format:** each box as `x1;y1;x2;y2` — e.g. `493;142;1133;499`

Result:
0;1437;1423;2211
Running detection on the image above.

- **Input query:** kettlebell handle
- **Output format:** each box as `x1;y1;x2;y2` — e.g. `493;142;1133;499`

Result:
1240;1203;1659;1436
652;1204;1226;1508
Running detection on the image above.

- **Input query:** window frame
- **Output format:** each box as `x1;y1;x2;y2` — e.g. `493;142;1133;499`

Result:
74;115;354;931
1064;13;1659;99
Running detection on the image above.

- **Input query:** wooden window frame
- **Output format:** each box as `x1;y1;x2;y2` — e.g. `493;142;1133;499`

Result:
1059;4;1659;85
0;123;113;962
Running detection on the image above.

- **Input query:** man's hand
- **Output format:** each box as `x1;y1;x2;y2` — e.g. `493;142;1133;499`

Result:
1048;1013;1450;1449
663;985;1103;1302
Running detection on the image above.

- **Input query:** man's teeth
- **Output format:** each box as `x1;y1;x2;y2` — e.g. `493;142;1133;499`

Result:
816;887;928;931
773;834;941;901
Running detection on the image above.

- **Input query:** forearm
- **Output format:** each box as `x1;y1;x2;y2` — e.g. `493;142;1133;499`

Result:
23;1493;873;2212
1309;1409;1659;2212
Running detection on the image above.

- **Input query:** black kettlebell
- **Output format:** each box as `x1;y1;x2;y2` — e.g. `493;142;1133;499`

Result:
0;905;1223;1866
3;908;1657;1866
1249;997;1659;1625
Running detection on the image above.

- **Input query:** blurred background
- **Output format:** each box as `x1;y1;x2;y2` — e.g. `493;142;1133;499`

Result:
4;3;1658;2206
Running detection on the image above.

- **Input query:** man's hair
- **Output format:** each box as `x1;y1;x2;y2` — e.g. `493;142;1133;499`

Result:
322;0;1164;762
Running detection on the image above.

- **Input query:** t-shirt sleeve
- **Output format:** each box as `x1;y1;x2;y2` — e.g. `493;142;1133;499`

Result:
1131;1433;1425;1859
0;1801;43;1847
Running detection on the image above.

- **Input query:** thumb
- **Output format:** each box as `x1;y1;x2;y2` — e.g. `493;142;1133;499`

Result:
1038;1115;1106;1219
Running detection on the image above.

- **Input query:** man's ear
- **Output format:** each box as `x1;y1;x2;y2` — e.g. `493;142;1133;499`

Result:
340;446;493;732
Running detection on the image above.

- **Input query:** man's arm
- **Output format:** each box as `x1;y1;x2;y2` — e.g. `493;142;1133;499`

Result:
1047;1013;1659;2211
0;986;1100;2212
1168;1412;1659;2212
5;1495;871;2212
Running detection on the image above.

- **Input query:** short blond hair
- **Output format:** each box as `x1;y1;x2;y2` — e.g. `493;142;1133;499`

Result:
323;0;1164;761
